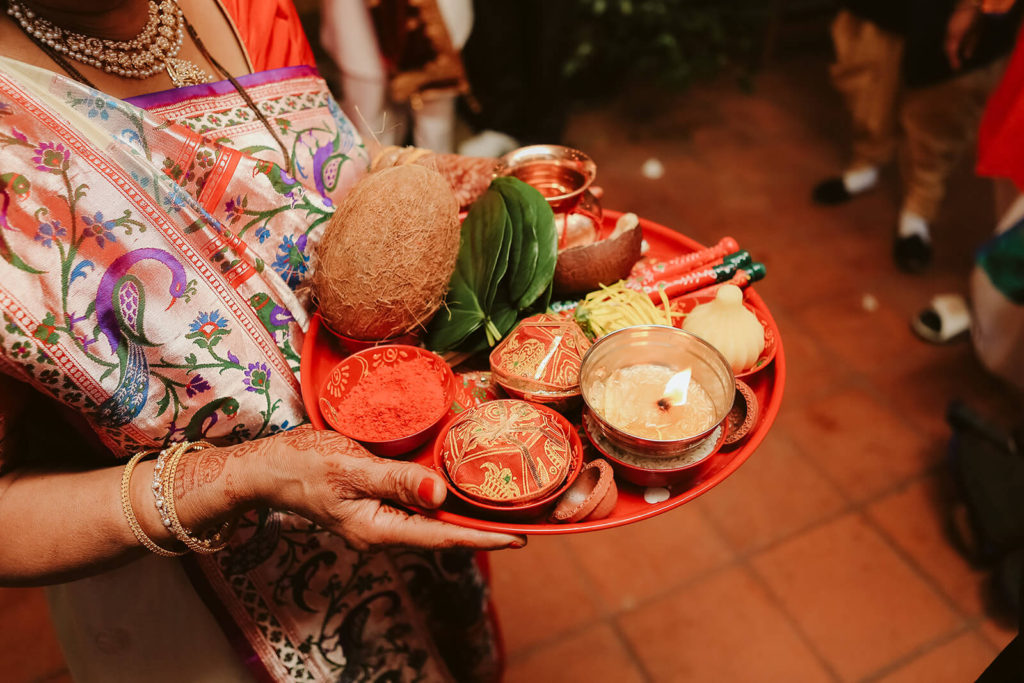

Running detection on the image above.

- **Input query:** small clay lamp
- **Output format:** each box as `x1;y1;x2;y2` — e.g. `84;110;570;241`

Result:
489;313;590;411
550;459;618;523
439;399;575;505
723;379;759;446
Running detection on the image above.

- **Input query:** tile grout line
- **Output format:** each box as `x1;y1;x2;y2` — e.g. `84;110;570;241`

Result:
781;420;997;630
557;536;659;683
854;624;976;683
692;433;996;678
499;537;657;682
694;503;844;682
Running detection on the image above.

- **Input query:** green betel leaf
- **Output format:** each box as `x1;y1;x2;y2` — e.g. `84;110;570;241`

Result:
515;184;557;310
458;190;510;301
485;210;513;311
426;272;485;352
485;300;519;346
492;177;539;306
539;277;554;313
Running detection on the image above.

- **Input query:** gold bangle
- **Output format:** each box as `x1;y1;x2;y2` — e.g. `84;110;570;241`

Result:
120;451;187;558
160;440;235;554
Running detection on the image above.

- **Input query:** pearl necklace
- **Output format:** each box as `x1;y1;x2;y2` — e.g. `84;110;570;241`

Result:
6;0;212;87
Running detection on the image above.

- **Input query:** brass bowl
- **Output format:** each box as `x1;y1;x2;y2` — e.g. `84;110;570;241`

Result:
493;144;598;214
579;325;735;459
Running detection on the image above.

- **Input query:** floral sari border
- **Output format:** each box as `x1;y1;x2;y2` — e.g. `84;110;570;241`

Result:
182;555;279;683
186;550;330;682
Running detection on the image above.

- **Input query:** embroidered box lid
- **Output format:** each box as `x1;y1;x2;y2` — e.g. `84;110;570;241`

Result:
440;399;573;504
489;314;591;396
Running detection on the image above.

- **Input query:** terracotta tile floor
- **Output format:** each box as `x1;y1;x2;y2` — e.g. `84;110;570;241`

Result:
3;43;1022;683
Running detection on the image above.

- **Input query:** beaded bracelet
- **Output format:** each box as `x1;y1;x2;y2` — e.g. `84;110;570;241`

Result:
120;450;186;558
151;444;178;535
153;440;235;554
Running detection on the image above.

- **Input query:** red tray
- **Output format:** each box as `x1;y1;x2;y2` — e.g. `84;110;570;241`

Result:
299;210;786;534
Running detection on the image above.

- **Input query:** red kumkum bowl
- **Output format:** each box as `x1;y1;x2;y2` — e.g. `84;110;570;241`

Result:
318;344;456;457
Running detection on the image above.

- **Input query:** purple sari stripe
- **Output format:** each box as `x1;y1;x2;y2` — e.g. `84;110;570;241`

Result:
124;65;320;110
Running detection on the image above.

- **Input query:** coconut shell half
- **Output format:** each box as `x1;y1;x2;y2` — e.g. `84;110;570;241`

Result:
553;219;643;296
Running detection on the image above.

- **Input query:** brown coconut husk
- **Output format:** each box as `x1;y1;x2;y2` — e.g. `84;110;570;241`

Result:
312;165;460;341
371;145;497;209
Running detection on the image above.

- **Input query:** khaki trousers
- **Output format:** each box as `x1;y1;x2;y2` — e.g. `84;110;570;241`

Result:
830;9;1006;222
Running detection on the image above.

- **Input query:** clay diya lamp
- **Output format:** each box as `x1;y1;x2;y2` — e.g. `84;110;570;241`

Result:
489;313;590;413
723;379;759;447
318;345;456;457
550;458;618;523
578;325;735;487
434;399;583;521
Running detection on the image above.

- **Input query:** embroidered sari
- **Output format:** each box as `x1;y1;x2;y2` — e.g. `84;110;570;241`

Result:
0;5;498;681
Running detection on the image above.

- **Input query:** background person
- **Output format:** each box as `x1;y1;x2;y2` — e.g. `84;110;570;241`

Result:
812;0;1019;272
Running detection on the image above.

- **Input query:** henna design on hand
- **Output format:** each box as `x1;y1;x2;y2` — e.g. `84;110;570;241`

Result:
168;427;374;524
175;447;228;499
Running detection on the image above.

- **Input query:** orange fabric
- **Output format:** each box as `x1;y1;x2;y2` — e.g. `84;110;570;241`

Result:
218;0;316;72
977;24;1024;190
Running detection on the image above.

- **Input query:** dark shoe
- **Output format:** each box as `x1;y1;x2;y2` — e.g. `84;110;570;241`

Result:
893;234;932;273
811;177;852;205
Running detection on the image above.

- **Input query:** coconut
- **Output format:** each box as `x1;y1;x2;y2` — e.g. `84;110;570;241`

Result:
553;216;643;296
312;165;461;340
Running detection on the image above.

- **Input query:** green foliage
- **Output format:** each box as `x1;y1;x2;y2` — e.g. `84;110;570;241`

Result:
563;0;765;94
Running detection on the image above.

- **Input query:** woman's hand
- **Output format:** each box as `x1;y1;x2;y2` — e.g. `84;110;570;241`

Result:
224;426;526;552
946;2;982;71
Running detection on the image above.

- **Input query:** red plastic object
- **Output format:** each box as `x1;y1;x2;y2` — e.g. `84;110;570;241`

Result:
319;319;421;356
300;210;787;534
317;345;455;457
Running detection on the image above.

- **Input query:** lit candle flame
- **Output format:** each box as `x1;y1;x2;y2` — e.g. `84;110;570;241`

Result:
657;369;692;410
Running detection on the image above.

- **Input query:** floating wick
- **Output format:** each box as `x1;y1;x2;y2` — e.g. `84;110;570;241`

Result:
658;369;692;410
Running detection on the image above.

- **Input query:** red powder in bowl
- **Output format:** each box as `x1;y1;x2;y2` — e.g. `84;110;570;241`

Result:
333;356;448;441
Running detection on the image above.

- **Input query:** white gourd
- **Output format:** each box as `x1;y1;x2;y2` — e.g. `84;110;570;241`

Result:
682;285;765;373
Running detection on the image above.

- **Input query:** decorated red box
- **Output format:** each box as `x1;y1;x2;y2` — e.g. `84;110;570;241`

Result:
488;314;591;403
440;399;575;505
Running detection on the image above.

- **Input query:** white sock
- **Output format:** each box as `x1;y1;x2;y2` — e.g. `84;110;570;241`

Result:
898;210;931;240
842;166;879;194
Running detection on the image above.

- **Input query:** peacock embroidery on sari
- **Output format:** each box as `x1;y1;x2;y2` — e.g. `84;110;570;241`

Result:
0;56;499;683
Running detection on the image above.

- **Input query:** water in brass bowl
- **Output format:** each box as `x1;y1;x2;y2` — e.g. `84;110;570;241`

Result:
579;326;735;459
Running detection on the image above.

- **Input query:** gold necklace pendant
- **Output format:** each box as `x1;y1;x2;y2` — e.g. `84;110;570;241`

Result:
7;0;213;85
165;57;212;87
